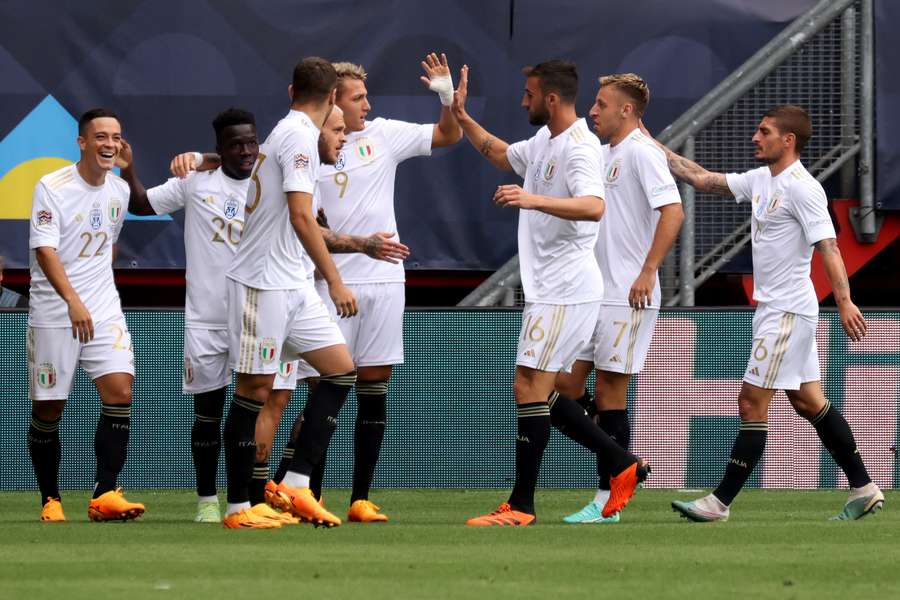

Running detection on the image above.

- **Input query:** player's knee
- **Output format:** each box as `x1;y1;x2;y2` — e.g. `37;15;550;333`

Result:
31;400;64;422
786;391;820;420
737;389;765;421
554;375;584;401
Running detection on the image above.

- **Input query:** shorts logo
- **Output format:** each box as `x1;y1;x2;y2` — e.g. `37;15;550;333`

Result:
37;210;53;226
109;199;122;221
184;358;194;384
356;138;375;162
543;159;556;182
335;151;346;171
278;361;294;378
259;338;278;363
609;354;622;363
90;207;103;230
36;363;56;388
294;153;310;169
523;348;536;358
606;159;622;183
748;366;760;377
224;196;239;219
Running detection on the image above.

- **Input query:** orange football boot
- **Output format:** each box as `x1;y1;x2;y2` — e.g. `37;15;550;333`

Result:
347;499;388;523
275;482;341;527
222;508;282;529
466;503;536;526
87;489;145;522
40;497;66;522
603;460;650;517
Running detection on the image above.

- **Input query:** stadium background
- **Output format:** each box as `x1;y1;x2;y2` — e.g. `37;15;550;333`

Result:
1;0;898;271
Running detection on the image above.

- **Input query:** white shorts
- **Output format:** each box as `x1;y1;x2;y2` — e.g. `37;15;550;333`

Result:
227;279;346;375
183;328;231;394
314;280;405;367
28;314;135;401
272;360;301;391
743;304;819;391
516;302;601;373
577;305;659;374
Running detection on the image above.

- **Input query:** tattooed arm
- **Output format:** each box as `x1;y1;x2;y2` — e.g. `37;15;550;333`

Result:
450;65;513;171
638;122;733;197
815;237;866;342
319;226;410;264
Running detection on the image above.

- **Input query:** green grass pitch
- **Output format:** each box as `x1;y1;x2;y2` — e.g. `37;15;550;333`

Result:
1;489;897;599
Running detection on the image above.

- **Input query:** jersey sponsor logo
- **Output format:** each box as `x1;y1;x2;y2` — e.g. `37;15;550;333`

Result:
183;357;194;384
278;361;294;378
606;159;622;182
223;196;239;220
294;153;310;169
36;362;56;388
109;198;122;221
356;138;375;162
90;207;103;230
651;183;678;197
335;151;346;171
259;338;278;363
543;159;556;181
37;209;52;226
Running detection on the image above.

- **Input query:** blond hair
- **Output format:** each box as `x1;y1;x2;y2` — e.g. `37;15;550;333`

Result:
599;73;649;116
332;62;367;99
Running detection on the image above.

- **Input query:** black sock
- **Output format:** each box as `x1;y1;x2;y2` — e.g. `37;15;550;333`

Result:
311;445;327;501
810;401;871;488
29;413;61;504
713;421;767;506
507;402;551;515
351;380;388;502
191;388;225;498
288;372;356;476
548;394;634;479
249;461;268;505
595;409;630;491
274;442;294;484
574;390;597;420
223;394;263;504
93;403;131;498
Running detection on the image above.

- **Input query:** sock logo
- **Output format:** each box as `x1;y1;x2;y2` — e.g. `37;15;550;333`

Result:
326;416;338;425
516;435;531;443
730;458;748;468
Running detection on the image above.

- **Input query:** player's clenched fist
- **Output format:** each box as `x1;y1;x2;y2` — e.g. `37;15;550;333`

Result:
329;282;358;318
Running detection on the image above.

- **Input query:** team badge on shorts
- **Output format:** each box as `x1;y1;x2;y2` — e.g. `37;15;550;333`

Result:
606;159;622;182
223;196;239;219
109;199;122;221
259;338;278;363
36;363;56;389
90;207;103;230
335;151;346;171
278;361;294;378
543;159;556;181
356;138;375;162
183;357;194;385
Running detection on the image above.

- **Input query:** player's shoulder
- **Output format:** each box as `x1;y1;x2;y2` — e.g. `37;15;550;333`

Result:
784;163;824;198
37;164;77;193
106;172;130;193
627;130;665;160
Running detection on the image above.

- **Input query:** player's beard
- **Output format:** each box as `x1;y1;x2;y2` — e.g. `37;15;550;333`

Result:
528;105;550;127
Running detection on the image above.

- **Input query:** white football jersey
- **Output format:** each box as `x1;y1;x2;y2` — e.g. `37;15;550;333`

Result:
726;160;835;316
227;110;320;290
506;118;606;304
148;169;248;329
28;164;127;327
596;128;681;307
317;118;433;284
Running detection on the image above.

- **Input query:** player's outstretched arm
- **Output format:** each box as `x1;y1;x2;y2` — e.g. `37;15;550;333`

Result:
494;185;604;221
420;52;464;148
638;122;733;197
629;203;684;309
287;191;358;317
451;65;513;171
815;238;866;342
318;208;409;262
117;139;157;216
34;247;93;342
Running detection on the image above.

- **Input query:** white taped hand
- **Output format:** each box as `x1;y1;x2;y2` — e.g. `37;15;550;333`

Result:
428;73;454;107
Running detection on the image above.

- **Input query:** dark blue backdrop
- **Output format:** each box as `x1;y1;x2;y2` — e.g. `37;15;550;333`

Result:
0;0;894;271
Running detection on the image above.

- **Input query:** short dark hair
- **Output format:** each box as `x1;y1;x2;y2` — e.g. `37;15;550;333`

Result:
522;60;578;104
291;57;338;104
763;105;812;154
78;108;119;135
212;108;256;143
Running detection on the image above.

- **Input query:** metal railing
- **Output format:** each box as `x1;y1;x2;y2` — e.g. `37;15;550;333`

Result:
459;0;873;308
